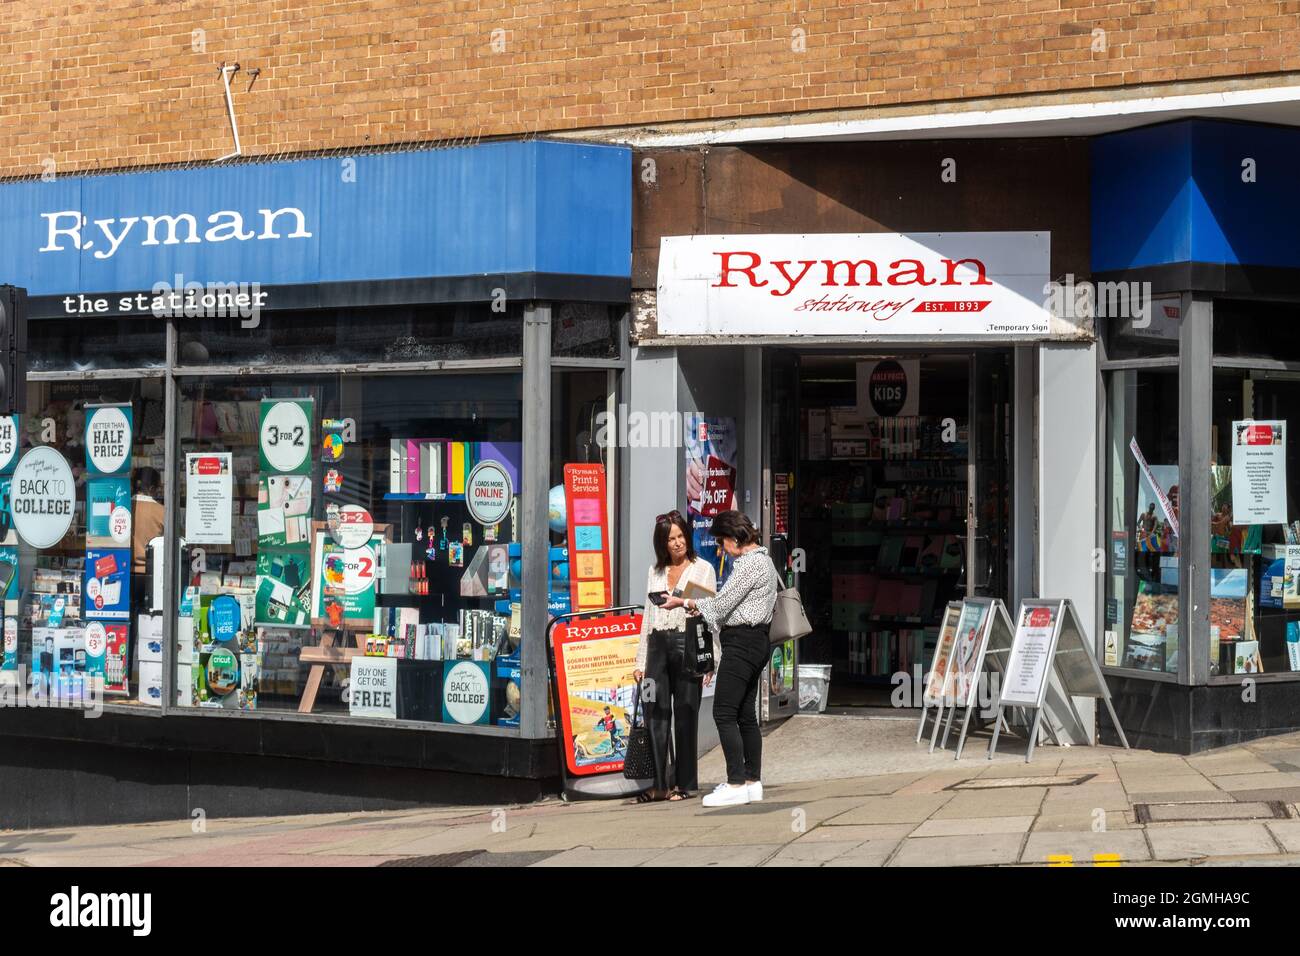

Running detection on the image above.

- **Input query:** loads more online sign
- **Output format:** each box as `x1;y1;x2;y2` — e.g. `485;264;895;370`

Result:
655;232;1050;337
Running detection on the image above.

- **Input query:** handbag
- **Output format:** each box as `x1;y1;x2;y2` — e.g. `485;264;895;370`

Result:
622;683;657;780
684;615;715;676
671;561;715;677
770;571;813;646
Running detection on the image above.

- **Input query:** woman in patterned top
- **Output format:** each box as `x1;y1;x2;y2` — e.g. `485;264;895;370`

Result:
632;510;717;802
663;509;778;808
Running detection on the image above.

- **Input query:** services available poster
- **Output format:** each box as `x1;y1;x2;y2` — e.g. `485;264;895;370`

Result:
185;453;233;545
551;611;642;776
1232;420;1286;525
684;414;738;582
1001;604;1057;706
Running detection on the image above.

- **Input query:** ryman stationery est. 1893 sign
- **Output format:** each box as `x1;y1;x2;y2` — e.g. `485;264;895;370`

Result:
656;232;1050;337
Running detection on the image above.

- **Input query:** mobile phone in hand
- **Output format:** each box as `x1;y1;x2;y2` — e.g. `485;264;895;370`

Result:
647;591;669;606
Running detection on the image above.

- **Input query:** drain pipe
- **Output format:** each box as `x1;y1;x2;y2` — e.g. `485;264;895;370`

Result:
217;62;242;161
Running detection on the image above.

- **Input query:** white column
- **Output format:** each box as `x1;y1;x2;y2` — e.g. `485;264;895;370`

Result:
1037;341;1100;743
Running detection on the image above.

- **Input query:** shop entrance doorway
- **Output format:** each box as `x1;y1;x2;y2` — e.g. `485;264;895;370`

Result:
764;348;1014;711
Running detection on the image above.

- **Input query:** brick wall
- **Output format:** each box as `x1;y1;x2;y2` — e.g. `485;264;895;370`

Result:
3;0;1297;177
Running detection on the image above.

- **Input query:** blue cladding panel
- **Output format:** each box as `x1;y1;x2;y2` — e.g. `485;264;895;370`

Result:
1189;121;1300;268
1090;122;1194;273
532;142;631;277
0;140;630;296
1092;119;1300;272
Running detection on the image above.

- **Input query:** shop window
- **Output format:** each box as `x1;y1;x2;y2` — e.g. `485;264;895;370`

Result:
1105;369;1181;674
1;379;168;709
1211;369;1300;678
174;372;523;725
551;304;622;360
29;318;167;372
1102;297;1181;362
175;304;523;367
1213;300;1300;364
550;369;616;604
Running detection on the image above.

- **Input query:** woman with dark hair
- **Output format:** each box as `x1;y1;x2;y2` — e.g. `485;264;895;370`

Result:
663;509;777;808
632;510;717;802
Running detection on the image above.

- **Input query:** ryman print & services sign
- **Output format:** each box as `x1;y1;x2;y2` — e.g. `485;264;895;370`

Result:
656;232;1050;337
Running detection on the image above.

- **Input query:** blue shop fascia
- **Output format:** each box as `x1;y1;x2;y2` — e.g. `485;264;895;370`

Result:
0;138;631;826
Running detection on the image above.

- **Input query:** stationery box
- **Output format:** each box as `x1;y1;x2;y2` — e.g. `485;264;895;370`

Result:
176;617;196;665
137;661;163;706
176;664;194;707
138;614;164;662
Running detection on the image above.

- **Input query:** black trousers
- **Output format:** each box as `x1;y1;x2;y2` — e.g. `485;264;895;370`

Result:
643;628;702;793
712;624;769;785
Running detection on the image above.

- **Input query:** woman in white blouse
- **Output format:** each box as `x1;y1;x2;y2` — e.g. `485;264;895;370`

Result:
632;510;718;802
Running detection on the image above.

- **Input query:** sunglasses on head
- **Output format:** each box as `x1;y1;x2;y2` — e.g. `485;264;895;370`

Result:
656;510;683;523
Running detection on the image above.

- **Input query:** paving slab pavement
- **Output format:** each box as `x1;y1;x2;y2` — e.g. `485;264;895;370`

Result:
7;717;1300;866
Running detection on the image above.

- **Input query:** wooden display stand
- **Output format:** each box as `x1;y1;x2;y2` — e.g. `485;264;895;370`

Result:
296;518;393;714
297;629;366;713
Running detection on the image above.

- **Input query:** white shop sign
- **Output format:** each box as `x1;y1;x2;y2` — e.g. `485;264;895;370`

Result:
656;232;1050;337
1231;420;1286;525
349;656;397;719
987;599;1130;763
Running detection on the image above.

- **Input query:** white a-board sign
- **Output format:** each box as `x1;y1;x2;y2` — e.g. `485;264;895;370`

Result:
916;598;1019;759
988;598;1130;763
916;602;962;748
950;598;1017;759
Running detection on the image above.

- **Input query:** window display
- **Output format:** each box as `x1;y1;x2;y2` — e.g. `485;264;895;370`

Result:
1210;369;1299;677
1;380;168;708
1106;369;1181;674
175;373;524;723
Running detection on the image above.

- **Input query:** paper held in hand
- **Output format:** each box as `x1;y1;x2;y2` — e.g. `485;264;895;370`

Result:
679;579;716;600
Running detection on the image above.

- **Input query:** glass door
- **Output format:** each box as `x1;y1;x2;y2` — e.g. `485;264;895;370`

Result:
762;348;801;721
968;350;1012;601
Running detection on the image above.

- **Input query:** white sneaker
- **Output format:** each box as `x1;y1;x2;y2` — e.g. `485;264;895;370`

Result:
747;781;763;802
702;783;751;808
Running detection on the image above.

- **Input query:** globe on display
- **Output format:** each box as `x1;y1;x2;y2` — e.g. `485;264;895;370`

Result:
504;680;522;717
509;558;524;581
551;561;569;583
548;485;567;535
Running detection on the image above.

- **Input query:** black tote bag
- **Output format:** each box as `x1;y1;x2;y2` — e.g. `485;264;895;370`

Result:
622;683;657;780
